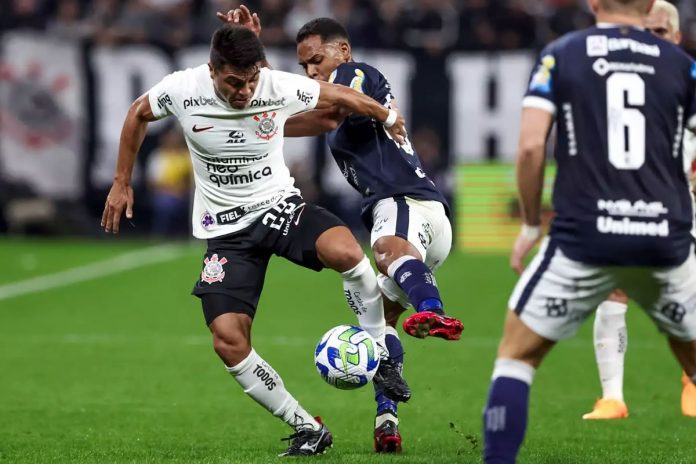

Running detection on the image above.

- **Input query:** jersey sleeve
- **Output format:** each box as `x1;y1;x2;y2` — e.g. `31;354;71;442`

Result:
270;70;320;116
522;44;559;116
147;70;187;119
328;63;392;104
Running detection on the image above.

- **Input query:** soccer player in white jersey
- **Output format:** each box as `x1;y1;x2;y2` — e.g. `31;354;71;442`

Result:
219;7;464;453
101;25;414;456
482;0;696;461
583;0;696;420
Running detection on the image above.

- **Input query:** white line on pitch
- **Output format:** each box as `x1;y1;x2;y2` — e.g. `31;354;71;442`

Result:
0;244;194;302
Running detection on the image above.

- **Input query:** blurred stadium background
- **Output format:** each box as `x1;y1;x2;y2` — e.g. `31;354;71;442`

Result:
2;1;696;463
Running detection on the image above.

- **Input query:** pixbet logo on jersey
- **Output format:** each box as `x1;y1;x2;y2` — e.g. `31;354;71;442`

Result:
183;95;216;109
249;97;286;108
254;112;278;140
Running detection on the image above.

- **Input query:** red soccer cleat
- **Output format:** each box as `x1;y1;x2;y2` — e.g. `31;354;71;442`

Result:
374;414;402;453
402;311;463;340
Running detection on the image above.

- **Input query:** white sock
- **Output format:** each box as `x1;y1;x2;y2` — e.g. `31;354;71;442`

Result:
226;349;320;431
593;300;628;401
341;256;386;346
491;358;536;385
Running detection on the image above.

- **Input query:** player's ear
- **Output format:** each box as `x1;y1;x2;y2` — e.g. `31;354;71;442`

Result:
675;31;682;44
208;62;214;78
339;41;351;60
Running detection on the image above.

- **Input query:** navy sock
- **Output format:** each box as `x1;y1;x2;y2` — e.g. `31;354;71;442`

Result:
389;257;442;312
483;377;530;464
374;330;403;415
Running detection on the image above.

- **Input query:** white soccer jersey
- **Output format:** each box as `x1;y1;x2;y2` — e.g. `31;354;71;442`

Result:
147;65;320;238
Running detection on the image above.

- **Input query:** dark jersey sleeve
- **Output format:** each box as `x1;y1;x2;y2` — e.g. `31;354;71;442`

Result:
329;62;391;106
522;42;560;115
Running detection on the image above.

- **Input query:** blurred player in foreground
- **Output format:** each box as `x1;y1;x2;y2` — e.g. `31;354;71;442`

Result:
583;0;696;420
101;24;412;456
219;6;463;453
482;0;696;461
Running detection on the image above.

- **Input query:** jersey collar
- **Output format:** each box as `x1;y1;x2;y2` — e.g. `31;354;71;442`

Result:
596;22;645;31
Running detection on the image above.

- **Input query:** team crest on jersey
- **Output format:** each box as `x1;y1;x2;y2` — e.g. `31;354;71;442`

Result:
254;112;278;140
529;55;555;94
201;254;228;284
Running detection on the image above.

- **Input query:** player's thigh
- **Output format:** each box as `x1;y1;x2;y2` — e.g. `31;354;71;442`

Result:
370;196;451;269
192;236;271;326
620;251;696;341
508;238;616;341
261;196;347;271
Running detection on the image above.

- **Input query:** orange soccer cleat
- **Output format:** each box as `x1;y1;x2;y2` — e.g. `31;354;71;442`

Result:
582;399;629;420
681;372;696;418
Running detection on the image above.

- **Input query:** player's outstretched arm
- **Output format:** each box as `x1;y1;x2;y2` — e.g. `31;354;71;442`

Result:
285;107;348;137
101;94;157;234
510;107;553;273
315;80;407;144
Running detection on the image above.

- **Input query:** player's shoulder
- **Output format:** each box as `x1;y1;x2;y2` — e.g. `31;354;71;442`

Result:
539;28;591;56
660;40;696;69
330;62;385;95
331;62;382;83
156;64;209;93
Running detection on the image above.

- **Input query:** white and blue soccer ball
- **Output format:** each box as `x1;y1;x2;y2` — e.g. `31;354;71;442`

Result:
314;325;380;390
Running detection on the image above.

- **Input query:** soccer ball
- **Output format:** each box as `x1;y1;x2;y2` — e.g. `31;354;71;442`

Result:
314;325;380;390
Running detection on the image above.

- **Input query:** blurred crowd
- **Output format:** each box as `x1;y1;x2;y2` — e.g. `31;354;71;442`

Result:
2;0;694;54
1;0;694;238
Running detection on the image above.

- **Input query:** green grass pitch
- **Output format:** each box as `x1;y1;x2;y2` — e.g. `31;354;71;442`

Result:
0;239;694;463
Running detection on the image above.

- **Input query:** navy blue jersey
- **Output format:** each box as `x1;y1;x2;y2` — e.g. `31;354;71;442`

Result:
525;25;696;267
325;62;448;227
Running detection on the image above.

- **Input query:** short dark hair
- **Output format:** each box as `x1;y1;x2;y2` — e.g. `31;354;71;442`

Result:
296;18;350;45
210;25;265;71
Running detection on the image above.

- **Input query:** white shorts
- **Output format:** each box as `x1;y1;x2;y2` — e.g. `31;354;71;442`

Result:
370;197;452;308
508;238;696;341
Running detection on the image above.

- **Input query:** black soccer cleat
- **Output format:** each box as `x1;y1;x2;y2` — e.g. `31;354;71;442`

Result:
374;411;402;453
278;417;333;457
373;357;411;403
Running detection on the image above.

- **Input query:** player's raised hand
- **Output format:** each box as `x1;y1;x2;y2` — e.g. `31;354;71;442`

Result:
510;225;541;274
101;181;134;234
216;5;261;37
385;111;407;145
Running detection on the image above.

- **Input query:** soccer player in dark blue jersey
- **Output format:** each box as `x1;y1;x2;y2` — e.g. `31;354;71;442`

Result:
583;0;696;421
218;7;464;453
482;0;696;462
290;19;465;451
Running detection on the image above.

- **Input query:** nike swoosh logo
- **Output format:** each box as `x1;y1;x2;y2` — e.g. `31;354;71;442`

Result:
293;204;306;225
192;125;214;133
298;430;325;452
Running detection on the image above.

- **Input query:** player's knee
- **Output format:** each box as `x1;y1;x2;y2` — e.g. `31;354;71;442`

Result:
322;240;364;272
213;332;251;366
372;237;421;275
